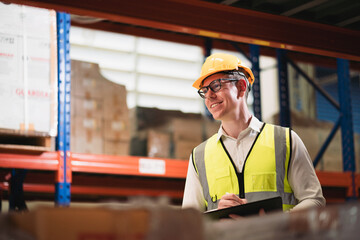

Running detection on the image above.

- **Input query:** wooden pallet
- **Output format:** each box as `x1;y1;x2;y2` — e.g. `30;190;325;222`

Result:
0;131;55;154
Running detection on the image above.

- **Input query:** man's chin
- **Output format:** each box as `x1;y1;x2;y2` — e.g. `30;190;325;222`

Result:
211;113;222;121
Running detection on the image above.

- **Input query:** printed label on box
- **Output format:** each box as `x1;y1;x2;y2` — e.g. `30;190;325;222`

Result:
112;121;125;131
139;158;165;175
84;99;96;110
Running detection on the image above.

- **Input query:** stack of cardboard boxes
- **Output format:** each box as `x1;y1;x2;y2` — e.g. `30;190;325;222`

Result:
71;60;130;155
103;81;130;155
70;61;223;160
272;111;360;172
130;107;221;160
172;118;203;160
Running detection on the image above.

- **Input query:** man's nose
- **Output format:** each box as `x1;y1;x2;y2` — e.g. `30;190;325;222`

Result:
205;89;216;99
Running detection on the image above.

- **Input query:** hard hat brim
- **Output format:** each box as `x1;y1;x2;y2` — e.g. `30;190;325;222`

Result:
192;65;255;89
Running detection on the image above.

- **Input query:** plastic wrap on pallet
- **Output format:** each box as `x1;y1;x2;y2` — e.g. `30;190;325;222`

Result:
0;3;57;136
205;202;360;240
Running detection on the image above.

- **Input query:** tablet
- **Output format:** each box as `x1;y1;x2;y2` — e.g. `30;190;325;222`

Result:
204;196;283;220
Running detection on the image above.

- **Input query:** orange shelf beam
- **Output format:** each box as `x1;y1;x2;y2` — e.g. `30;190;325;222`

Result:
0;182;183;199
70;152;188;179
316;171;357;198
316;171;353;187
0;152;189;179
1;152;358;202
0;152;59;171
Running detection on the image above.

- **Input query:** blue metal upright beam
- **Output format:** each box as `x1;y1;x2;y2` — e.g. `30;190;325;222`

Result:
276;49;291;127
250;44;261;120
337;58;356;199
55;12;71;206
284;55;343;168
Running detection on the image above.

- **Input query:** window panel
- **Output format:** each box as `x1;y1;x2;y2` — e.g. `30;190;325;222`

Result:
137;74;198;98
70;26;135;52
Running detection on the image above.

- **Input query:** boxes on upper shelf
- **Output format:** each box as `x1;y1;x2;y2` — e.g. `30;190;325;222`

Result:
130;107;206;160
272;110;360;173
71;61;104;100
71;116;103;154
72;97;104;118
70;60;130;155
174;139;201;160
172;118;203;142
147;129;171;158
104;140;130;156
103;80;129;120
103;118;131;142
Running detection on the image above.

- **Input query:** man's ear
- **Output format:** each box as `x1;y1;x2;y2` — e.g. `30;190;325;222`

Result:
236;79;247;98
237;79;247;91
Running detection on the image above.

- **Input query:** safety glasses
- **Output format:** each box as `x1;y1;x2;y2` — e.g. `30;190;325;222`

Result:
197;78;238;99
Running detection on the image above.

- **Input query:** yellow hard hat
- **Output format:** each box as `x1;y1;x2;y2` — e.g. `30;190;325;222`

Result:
192;53;255;89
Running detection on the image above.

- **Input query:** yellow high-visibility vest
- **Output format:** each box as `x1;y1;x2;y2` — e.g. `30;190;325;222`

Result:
192;123;297;211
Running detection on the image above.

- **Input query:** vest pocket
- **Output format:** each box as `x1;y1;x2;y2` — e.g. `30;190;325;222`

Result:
211;167;232;197
251;172;276;192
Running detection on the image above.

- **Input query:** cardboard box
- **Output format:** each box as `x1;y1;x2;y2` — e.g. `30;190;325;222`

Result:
172;118;203;142
72;96;104;118
11;206;204;240
103;118;130;141
12;207;150;240
71;61;104;99
147;130;171;158
104;140;130;156
103;81;128;120
293;125;360;172
174;139;201;160
132;107;202;132
71;116;103;154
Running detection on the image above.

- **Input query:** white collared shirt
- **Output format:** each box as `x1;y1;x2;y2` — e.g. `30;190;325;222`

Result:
182;116;326;211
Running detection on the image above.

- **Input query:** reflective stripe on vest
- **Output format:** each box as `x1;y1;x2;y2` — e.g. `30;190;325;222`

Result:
193;123;297;211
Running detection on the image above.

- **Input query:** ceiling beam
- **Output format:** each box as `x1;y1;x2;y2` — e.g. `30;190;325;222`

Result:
71;21;360;71
337;15;360;27
220;0;239;5
4;0;360;61
281;0;328;17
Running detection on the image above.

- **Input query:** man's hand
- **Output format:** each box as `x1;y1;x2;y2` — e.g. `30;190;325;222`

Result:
217;193;247;209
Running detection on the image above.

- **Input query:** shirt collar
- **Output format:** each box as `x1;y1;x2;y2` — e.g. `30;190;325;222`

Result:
216;115;263;141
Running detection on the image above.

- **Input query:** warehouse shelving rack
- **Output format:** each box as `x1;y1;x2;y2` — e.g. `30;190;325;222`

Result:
0;1;359;208
0;152;188;205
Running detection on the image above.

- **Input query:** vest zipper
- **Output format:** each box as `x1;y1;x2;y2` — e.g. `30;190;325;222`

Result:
219;123;267;199
219;138;245;198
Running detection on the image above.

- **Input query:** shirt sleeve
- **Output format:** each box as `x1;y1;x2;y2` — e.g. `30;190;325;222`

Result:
289;130;326;211
182;154;206;211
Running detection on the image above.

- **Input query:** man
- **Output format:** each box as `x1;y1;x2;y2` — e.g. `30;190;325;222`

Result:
182;53;325;212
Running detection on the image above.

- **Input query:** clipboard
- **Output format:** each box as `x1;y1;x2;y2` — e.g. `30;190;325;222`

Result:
204;196;283;220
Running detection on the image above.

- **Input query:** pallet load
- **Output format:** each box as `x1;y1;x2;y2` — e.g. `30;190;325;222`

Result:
0;4;57;152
